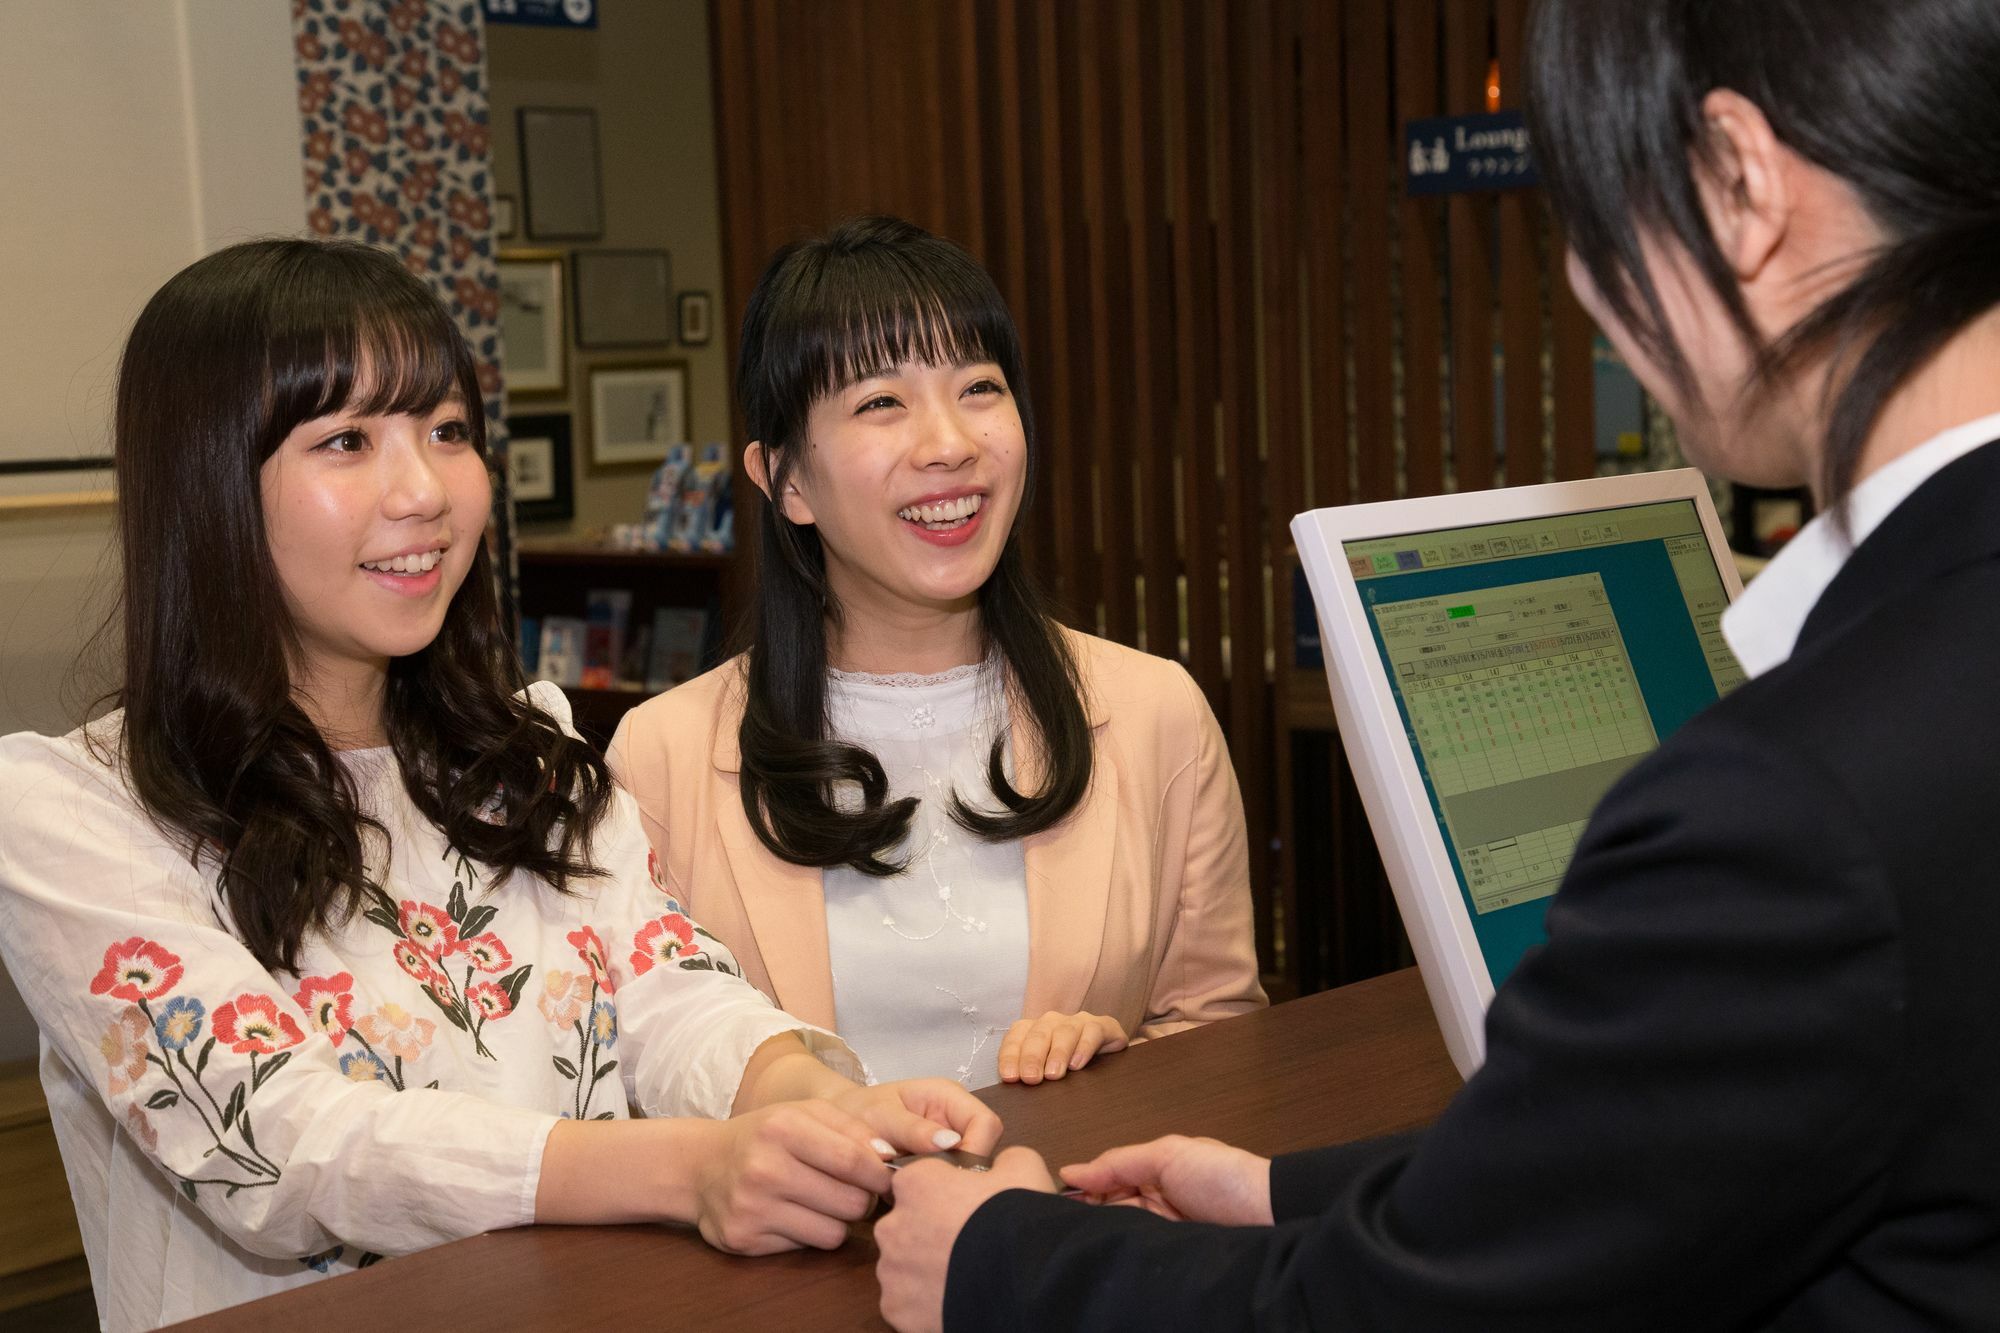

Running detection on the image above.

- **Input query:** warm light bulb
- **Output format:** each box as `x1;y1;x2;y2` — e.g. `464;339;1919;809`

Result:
1485;57;1502;112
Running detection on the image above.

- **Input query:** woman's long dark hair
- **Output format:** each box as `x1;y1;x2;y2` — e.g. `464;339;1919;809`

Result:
1528;0;2000;508
735;216;1091;875
109;238;612;973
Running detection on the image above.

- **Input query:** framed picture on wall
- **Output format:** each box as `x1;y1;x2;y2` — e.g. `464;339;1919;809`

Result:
494;194;517;240
588;362;688;467
573;249;673;348
518;106;603;240
506;412;575;523
677;291;713;346
497;251;566;394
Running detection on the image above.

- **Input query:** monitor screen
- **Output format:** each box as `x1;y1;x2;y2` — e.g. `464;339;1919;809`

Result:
1341;498;1746;986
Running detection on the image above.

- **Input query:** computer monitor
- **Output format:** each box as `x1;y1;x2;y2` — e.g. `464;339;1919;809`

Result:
1291;469;1746;1078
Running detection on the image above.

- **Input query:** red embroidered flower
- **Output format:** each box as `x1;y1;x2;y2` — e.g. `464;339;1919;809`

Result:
451;933;513;974
466;981;512;1020
90;938;184;1003
393;939;444;986
398;901;458;956
630;913;697;976
567;927;616;995
294;973;355;1047
100;1007;150;1094
212;994;305;1055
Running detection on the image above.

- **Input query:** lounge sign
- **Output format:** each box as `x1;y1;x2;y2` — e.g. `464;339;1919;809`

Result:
1404;111;1540;196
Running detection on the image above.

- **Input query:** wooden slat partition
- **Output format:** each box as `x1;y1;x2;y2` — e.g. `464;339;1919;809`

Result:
707;0;1600;996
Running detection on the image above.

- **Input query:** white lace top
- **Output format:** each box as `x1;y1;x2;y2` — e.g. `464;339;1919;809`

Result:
822;660;1030;1089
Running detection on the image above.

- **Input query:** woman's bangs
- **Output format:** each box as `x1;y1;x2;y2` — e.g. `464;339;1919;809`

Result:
800;258;1012;401
259;274;479;453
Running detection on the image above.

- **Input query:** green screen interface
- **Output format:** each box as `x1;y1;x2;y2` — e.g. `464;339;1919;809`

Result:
1346;500;1744;984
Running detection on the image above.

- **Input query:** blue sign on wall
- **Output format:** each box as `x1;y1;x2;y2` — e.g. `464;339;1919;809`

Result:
484;0;597;29
1404;111;1539;197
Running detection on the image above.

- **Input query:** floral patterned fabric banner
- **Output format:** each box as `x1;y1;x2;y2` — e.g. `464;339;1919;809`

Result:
291;0;517;619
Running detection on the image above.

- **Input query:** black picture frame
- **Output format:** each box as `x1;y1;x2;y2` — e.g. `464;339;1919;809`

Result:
573;249;673;348
506;412;575;523
677;290;713;346
518;106;604;240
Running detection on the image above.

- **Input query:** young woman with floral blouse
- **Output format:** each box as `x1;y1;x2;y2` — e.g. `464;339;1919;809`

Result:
0;238;996;1331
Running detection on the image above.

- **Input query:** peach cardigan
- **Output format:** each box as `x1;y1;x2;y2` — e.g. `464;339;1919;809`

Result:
606;629;1267;1041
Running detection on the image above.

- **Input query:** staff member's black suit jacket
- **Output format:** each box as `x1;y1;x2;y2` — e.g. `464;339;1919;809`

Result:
947;440;2000;1331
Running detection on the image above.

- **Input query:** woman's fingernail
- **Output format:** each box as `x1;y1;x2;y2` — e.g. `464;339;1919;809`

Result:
1070;1052;1087;1069
871;1138;895;1156
932;1128;962;1149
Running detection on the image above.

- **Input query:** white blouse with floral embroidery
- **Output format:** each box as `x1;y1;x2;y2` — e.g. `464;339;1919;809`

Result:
0;683;857;1331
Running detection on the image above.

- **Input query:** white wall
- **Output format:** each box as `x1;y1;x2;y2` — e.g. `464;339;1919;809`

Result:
0;0;305;1061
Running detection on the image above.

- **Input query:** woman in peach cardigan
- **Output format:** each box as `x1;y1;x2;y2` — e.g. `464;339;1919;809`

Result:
610;217;1264;1091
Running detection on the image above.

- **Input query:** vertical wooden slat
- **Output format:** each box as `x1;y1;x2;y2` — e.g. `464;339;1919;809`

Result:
940;0;986;258
978;0;1029;373
908;0;948;232
1346;0;1394;503
1495;0;1543;486
1166;0;1224;699
1551;273;1596;480
1079;3;1138;645
1445;0;1497;491
1048;3;1099;622
708;0;765;624
1299;0;1346;513
1258;0;1304;533
1395;0;1447;498
1216;0;1275;957
1118;0;1178;658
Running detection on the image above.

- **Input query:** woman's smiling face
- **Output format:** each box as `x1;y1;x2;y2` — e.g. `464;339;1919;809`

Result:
776;357;1027;623
259;393;491;689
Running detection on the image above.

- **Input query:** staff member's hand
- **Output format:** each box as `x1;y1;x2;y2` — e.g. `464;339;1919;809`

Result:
997;1010;1128;1083
875;1146;1057;1333
1058;1133;1273;1224
828;1077;1005;1156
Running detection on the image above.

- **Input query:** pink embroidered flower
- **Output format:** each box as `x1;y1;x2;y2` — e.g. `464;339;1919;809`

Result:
123;1105;158;1152
212;994;305;1055
393;939;445;987
537;969;591;1028
466;982;513;1021
99;1007;150;1094
353;1003;435;1064
397;902;458;956
630;913;698;976
568;927;616;995
647;848;667;892
90;938;184;1003
452;933;513;974
294;973;356;1047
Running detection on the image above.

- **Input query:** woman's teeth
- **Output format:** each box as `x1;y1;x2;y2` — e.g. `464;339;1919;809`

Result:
897;494;983;530
361;550;443;575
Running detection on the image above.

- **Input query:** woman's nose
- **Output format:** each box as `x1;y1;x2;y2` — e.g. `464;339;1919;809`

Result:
382;433;449;518
913;404;979;468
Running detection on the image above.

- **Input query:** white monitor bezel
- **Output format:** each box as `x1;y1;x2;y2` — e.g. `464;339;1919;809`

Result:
1290;468;1743;1079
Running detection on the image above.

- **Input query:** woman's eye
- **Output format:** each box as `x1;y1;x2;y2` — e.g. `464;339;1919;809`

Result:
315;429;367;454
432;418;471;445
856;394;901;414
965;379;1005;398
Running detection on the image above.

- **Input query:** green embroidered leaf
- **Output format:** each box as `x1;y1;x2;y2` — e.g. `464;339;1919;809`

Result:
447;880;468;924
357;1252;384;1268
181;1180;198;1202
498;964;532;1008
195;1036;215;1079
553;1056;578;1079
694;925;723;942
146;1089;180;1110
226;1184;240;1199
221;1083;244;1130
424;1080;439;1090
362;905;401;932
677;955;715;972
460;904;497;939
238;1111;258;1152
592;1111;616;1120
591;1060;618;1085
438;1001;469;1032
252;1051;292;1091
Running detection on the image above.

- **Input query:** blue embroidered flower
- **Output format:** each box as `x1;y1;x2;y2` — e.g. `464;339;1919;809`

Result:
301;1246;343;1273
153;996;205;1052
589;1000;618;1050
339;1050;388;1083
